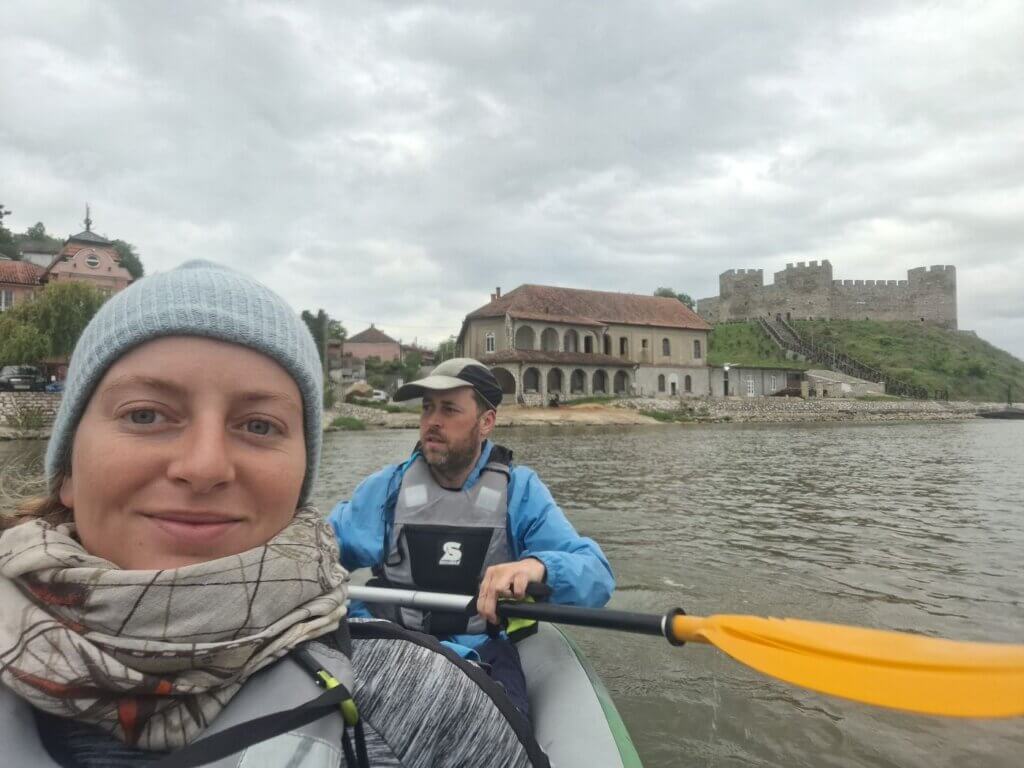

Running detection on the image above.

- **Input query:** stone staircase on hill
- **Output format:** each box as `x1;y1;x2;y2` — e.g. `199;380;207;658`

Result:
757;317;929;399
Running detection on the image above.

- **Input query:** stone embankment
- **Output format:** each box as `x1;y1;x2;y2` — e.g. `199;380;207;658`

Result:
615;396;993;423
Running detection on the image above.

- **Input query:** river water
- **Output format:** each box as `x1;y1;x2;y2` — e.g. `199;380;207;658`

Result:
3;420;1022;766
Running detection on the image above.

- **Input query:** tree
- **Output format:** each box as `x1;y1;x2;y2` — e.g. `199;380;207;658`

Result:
111;239;145;279
0;316;49;365
26;222;47;240
0;203;19;260
654;287;695;310
327;318;347;343
401;349;423;382
301;309;330;368
435;335;457;363
12;281;108;358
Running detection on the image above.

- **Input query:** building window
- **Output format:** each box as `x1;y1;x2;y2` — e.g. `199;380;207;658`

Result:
658;374;666;392
85;253;100;269
603;335;612;355
485;332;495;353
619;337;628;356
662;338;670;356
684;374;692;393
693;339;702;359
769;375;777;392
746;377;755;396
584;336;594;354
0;290;13;312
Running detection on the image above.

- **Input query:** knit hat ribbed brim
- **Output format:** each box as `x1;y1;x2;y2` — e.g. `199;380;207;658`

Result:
45;260;324;504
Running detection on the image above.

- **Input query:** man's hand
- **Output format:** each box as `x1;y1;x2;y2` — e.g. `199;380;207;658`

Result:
476;558;547;625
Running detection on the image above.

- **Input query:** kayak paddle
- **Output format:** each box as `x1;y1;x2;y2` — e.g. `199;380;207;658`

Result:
348;585;1024;718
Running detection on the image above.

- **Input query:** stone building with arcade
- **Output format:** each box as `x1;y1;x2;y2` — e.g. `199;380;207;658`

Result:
457;284;711;404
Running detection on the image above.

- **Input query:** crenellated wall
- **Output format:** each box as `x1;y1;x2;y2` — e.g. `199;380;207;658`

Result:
696;261;957;329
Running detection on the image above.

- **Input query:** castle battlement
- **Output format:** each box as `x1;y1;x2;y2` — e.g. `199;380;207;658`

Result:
833;278;908;288
783;259;832;271
697;260;957;329
721;268;763;277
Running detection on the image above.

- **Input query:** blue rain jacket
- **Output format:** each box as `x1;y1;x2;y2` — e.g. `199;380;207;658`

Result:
328;440;616;658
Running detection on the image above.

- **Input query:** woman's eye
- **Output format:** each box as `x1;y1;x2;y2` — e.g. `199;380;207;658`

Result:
245;419;275;436
129;409;158;425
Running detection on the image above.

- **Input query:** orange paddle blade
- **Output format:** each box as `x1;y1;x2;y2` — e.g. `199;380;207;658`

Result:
671;614;1024;718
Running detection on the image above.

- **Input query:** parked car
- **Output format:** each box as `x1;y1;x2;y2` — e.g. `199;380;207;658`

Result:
0;365;48;392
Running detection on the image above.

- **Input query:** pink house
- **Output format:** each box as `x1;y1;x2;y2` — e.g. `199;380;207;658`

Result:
44;222;132;297
346;324;401;361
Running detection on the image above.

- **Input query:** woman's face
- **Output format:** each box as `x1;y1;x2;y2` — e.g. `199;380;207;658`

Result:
60;336;307;570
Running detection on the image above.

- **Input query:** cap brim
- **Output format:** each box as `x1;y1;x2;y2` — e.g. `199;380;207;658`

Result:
393;375;475;402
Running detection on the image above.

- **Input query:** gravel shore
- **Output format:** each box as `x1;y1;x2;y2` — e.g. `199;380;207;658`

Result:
322;396;998;430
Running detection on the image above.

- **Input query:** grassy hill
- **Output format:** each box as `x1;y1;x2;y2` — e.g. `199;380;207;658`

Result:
710;320;1024;401
792;320;1024;401
708;323;812;370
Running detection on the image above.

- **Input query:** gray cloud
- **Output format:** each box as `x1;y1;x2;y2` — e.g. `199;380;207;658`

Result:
2;0;1022;356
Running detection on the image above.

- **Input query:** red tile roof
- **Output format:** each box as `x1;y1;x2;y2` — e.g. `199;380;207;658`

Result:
0;260;45;287
348;325;399;344
467;284;711;330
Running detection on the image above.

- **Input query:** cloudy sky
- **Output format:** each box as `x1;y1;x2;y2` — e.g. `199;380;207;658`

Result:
2;1;1023;357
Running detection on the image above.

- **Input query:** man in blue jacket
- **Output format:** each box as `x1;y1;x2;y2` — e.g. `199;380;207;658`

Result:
329;358;615;717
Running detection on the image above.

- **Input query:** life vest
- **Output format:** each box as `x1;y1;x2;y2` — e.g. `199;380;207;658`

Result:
0;633;360;768
371;444;515;635
0;620;550;767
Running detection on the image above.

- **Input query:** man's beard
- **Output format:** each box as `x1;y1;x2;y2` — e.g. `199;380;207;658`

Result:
423;422;481;484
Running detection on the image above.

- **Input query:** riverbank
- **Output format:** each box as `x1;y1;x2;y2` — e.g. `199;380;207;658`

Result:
0;396;1001;442
324;395;997;431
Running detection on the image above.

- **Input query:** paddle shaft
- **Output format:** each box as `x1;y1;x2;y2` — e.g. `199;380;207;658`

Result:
348;585;1024;718
348;585;677;640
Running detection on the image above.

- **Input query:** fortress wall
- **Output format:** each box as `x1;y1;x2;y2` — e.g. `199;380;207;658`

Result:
908;265;957;329
695;295;722;323
832;279;909;321
714;268;766;320
698;261;957;328
770;261;833;319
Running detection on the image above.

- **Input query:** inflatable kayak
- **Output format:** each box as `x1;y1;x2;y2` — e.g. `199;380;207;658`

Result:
519;623;642;767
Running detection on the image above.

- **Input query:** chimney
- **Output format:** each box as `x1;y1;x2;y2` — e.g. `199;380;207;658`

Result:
490;286;502;302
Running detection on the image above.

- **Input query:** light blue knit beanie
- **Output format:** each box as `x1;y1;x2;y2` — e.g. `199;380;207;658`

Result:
45;260;324;504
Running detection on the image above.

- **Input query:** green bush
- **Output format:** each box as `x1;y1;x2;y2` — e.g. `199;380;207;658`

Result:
5;404;46;431
639;408;694;423
330;416;366;431
350;397;403;413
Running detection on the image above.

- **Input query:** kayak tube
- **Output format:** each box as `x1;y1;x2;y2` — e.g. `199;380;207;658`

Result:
519;623;643;767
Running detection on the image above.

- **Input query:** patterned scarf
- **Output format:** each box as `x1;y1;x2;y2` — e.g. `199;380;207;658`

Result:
0;507;348;750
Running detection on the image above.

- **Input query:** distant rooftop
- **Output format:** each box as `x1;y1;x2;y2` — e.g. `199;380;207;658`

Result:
348;324;399;344
0;260;45;286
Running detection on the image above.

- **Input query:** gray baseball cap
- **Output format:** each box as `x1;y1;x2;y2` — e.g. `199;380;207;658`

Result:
393;357;503;409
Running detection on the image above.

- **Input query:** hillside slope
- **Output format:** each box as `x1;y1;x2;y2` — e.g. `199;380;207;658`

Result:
792;320;1024;401
708;323;810;370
